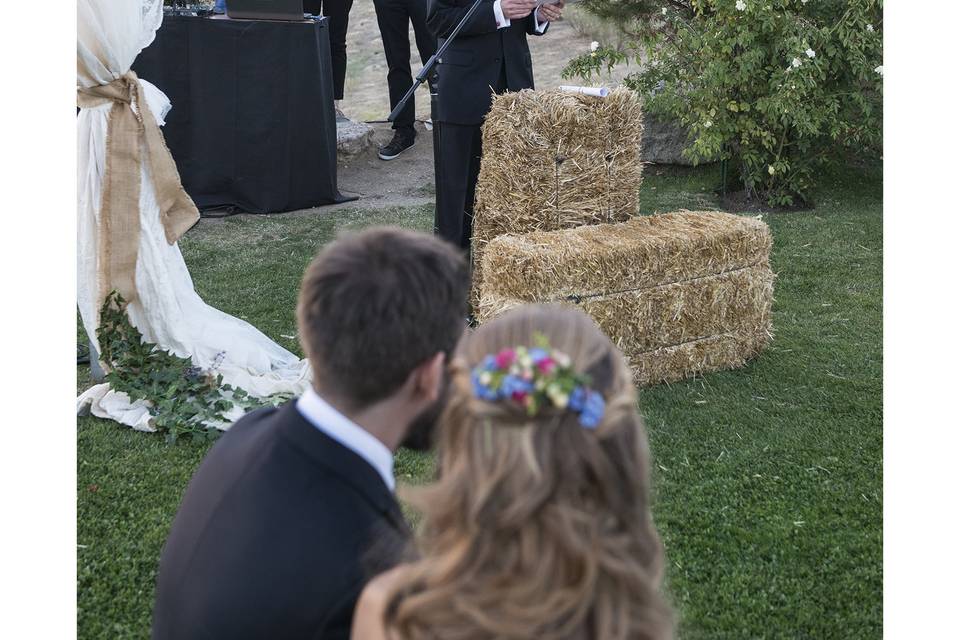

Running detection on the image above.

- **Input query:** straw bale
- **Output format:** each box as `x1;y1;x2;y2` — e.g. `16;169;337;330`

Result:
479;211;772;302
476;266;773;354
471;87;645;302
473;88;644;240
476;211;775;385
477;293;771;387
630;331;769;387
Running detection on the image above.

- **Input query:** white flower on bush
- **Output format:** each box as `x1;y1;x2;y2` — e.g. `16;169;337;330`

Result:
806;48;816;58
590;41;599;52
662;7;668;15
801;0;808;4
866;23;874;32
874;65;883;76
704;120;713;129
736;0;747;11
792;57;802;68
768;165;776;175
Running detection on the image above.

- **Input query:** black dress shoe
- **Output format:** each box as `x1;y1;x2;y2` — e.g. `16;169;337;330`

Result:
378;131;416;160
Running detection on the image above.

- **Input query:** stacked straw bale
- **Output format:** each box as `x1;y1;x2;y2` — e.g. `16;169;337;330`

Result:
471;88;644;303
476;211;775;386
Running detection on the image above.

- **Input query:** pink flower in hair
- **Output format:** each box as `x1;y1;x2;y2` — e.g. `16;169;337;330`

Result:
495;348;516;369
537;357;556;374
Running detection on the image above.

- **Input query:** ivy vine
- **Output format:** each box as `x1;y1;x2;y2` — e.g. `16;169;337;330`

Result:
96;291;292;444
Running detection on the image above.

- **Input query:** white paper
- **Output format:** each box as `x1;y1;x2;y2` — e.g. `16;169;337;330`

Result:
559;85;610;98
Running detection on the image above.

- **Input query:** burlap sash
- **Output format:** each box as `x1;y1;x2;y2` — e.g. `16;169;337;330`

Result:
78;71;199;306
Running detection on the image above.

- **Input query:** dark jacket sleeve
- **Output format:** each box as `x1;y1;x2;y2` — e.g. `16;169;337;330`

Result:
427;0;500;39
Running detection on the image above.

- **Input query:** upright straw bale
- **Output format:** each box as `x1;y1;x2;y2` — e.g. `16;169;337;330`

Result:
471;88;645;302
477;211;775;386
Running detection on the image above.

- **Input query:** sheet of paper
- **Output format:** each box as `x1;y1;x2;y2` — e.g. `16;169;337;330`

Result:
559;85;610;98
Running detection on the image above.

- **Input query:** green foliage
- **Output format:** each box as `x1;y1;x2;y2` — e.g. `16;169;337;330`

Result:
565;0;883;206
96;291;291;443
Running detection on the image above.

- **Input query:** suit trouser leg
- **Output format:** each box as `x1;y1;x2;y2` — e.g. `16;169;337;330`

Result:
409;0;437;73
374;0;421;135
319;0;354;100
434;121;483;251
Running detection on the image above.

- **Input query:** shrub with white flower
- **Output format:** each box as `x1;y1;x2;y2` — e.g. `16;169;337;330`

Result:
590;41;599;52
564;0;883;206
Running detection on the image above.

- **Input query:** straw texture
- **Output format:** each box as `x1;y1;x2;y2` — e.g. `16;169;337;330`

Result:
476;211;775;386
471;88;644;302
479;211;771;300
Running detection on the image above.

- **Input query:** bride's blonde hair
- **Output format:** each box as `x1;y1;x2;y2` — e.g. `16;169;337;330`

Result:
384;304;673;639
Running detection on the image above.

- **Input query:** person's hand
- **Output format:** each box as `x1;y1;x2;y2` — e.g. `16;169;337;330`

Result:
501;0;537;20
538;0;565;22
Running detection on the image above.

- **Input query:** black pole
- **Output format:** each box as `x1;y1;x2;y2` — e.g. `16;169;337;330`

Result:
388;0;486;122
430;71;440;234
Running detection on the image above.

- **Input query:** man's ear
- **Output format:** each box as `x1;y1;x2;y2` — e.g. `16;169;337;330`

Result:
414;352;446;403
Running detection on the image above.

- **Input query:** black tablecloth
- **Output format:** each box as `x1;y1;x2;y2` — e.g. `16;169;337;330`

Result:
134;15;348;213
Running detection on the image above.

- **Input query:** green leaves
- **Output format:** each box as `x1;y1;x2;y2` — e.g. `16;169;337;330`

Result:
564;0;883;206
95;292;288;443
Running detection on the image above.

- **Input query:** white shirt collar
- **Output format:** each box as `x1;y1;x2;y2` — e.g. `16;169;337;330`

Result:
296;388;395;492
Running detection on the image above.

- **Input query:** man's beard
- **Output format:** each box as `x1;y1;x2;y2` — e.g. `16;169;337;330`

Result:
400;372;451;452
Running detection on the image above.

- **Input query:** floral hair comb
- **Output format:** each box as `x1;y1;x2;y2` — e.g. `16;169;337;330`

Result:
469;334;606;428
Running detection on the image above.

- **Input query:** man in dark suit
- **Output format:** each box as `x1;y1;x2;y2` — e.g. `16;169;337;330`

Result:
428;0;565;251
152;228;469;640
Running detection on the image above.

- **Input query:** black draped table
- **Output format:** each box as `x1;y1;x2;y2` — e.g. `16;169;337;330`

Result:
134;15;349;214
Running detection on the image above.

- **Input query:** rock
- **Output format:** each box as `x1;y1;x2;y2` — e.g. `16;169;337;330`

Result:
641;114;716;166
337;118;375;159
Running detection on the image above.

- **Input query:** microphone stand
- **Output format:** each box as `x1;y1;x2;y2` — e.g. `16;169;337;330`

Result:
387;0;486;123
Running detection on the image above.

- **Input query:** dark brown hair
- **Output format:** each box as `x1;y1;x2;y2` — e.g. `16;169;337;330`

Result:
385;304;673;639
297;227;469;409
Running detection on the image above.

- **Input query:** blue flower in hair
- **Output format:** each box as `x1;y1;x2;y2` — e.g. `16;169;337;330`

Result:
568;386;587;412
578;391;606;429
528;347;549;363
471;370;499;401
501;374;534;397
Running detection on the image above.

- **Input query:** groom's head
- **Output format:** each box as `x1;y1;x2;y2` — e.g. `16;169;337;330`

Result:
297;227;469;451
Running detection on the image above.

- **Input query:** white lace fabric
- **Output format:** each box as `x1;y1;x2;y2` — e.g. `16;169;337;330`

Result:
77;0;311;431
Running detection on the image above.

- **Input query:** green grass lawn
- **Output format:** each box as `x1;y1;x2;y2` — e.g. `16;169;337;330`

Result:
77;164;882;638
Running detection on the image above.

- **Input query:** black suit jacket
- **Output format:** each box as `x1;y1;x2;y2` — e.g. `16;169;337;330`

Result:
152;402;408;640
428;0;548;125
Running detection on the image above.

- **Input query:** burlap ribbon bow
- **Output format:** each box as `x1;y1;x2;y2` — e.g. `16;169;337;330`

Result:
78;70;199;306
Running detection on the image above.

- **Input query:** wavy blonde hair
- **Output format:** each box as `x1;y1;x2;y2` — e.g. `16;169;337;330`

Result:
384;304;673;639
